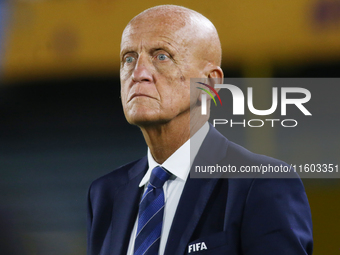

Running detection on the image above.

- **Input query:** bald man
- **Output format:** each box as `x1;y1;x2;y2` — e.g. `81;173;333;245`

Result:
87;5;313;255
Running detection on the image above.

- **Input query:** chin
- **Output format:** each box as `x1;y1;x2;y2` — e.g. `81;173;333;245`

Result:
125;111;172;128
124;102;161;124
126;112;159;126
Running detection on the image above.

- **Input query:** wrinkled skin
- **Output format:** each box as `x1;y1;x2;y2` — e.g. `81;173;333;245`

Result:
120;5;223;163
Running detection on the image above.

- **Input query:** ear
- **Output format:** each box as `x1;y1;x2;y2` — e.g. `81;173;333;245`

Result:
196;64;224;105
207;66;224;93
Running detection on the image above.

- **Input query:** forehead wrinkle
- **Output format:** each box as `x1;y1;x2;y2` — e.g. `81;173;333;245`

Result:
122;30;182;55
159;38;180;53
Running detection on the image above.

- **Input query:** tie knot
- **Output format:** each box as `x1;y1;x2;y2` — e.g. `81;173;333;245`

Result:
149;166;171;188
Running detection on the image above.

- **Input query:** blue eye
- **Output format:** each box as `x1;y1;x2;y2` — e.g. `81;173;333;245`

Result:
126;56;134;63
157;54;168;61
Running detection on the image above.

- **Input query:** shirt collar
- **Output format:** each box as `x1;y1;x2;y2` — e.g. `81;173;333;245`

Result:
139;122;210;187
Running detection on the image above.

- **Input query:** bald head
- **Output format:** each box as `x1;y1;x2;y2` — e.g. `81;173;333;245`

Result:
120;5;223;130
123;5;222;66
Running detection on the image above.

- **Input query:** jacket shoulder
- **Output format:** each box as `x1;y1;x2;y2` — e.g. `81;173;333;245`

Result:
89;156;147;195
221;139;297;178
226;140;288;166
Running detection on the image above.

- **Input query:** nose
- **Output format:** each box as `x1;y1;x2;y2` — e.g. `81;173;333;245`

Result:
132;55;153;83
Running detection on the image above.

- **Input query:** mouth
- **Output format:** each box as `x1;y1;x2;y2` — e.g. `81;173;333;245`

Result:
128;93;156;102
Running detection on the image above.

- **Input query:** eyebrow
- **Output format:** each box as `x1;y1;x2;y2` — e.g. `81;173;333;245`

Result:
150;46;175;56
120;46;135;56
121;42;177;59
159;40;179;53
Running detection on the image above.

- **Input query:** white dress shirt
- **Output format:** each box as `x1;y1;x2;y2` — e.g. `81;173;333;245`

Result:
126;122;210;255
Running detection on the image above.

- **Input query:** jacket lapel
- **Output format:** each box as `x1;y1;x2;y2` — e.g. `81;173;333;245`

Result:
164;125;229;255
110;157;148;255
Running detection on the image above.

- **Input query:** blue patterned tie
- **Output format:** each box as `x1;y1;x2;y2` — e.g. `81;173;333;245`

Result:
134;166;171;255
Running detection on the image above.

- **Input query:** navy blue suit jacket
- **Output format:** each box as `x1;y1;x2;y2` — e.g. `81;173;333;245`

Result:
87;125;313;255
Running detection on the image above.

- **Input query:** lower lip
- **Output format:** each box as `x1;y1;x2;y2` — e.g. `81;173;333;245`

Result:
130;95;152;101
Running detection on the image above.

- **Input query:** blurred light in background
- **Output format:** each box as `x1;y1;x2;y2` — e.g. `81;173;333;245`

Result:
2;0;340;83
0;0;9;76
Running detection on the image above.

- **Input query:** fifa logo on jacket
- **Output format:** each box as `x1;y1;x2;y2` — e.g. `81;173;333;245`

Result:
188;241;208;253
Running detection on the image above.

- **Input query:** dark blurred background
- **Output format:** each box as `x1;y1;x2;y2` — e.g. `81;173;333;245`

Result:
0;0;339;254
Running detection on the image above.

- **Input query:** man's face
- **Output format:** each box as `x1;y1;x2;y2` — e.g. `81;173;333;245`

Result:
120;16;205;127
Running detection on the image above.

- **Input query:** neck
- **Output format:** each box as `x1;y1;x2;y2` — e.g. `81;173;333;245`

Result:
140;109;207;164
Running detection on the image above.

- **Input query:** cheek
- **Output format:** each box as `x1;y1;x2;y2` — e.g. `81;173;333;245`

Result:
120;80;130;105
120;67;132;82
154;61;176;75
154;61;188;88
